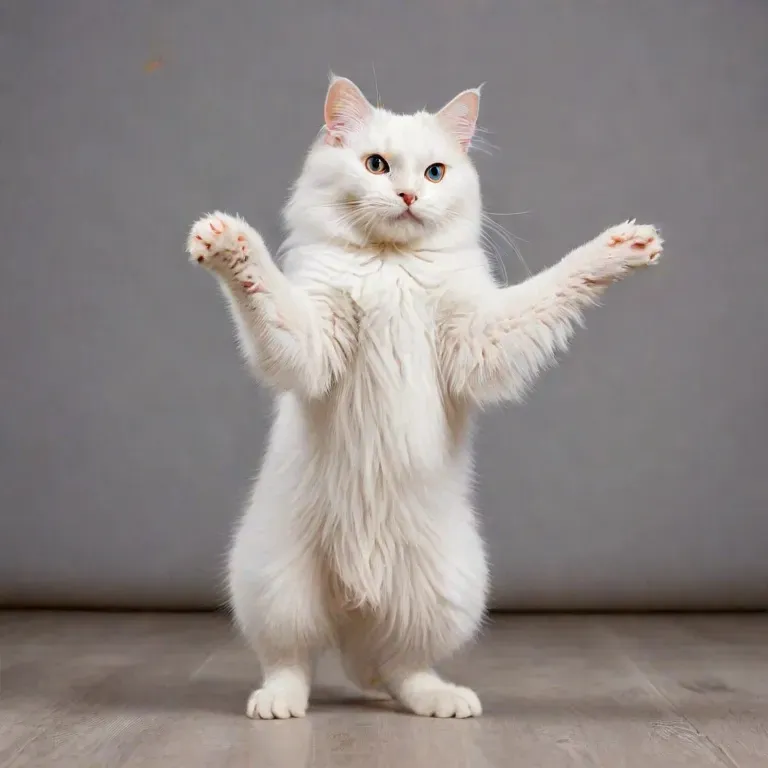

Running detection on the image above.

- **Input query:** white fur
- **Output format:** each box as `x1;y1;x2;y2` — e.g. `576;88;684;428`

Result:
186;77;663;720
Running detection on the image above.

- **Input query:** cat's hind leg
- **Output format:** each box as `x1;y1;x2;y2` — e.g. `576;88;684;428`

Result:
338;609;392;700
228;501;333;720
343;613;480;716
378;500;489;718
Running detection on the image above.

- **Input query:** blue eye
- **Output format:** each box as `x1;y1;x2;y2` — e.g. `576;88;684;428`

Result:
365;154;390;174
425;163;446;182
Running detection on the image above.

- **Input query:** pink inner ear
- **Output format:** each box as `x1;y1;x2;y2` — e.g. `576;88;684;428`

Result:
437;89;480;151
324;77;373;143
323;129;343;147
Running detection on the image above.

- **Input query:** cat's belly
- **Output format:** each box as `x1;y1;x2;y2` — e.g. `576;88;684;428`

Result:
301;272;466;605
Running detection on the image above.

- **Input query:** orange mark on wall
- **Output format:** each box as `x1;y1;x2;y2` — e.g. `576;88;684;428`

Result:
143;57;164;73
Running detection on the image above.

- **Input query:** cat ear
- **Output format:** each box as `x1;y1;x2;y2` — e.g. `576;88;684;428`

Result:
436;87;481;152
324;75;373;145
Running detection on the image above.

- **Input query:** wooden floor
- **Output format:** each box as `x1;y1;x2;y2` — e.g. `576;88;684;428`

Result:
1;612;766;767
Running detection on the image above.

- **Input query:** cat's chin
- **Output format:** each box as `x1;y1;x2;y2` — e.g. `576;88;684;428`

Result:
330;217;425;250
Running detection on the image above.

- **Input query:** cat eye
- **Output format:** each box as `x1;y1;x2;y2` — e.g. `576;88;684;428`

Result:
364;154;390;175
425;163;446;183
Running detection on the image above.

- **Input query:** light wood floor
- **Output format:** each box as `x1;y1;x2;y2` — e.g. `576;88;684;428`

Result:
1;612;766;767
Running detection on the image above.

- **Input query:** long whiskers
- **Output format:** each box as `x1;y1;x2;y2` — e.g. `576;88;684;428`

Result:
337;204;382;248
481;211;532;280
312;201;531;281
464;121;531;277
479;229;509;287
469;124;500;156
371;62;381;108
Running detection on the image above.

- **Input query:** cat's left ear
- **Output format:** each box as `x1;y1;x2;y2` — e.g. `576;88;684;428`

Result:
324;75;373;146
436;87;481;152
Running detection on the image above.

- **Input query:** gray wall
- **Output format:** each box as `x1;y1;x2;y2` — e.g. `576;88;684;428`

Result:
1;0;767;610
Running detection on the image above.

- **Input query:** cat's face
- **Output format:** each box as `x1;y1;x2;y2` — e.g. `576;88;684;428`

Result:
285;77;483;250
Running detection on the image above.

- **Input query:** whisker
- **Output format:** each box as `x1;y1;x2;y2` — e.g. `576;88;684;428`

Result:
481;213;532;278
371;62;381;107
479;231;509;287
470;123;500;155
482;213;529;244
311;198;531;279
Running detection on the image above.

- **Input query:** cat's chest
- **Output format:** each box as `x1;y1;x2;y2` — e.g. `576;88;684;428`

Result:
332;264;450;476
349;264;437;348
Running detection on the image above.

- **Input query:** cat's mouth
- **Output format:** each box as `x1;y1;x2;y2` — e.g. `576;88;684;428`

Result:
394;209;422;224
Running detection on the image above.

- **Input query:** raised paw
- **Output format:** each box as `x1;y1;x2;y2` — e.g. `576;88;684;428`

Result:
602;220;663;268
246;685;308;720
186;211;263;286
400;684;482;719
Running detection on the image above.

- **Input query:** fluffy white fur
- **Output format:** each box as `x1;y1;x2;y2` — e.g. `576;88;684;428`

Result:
186;76;663;720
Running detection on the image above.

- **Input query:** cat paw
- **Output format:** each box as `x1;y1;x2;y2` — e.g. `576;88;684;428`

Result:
187;212;247;269
400;685;482;719
602;220;663;268
187;212;266;294
246;685;308;720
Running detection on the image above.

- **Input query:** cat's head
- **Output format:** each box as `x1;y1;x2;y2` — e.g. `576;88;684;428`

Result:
284;76;483;250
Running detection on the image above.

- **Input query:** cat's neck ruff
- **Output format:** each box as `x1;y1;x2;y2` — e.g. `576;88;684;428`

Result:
317;233;440;263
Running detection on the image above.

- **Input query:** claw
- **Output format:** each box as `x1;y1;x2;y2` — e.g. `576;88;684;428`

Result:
209;220;223;235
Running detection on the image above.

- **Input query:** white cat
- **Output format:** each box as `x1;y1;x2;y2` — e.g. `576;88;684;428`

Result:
186;76;663;720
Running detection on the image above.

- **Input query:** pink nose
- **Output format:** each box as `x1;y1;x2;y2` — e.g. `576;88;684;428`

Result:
398;192;417;207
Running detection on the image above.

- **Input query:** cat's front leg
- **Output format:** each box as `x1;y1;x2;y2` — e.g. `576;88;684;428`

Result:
187;212;357;397
440;221;663;404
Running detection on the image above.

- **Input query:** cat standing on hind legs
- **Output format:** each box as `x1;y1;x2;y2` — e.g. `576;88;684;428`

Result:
186;76;663;719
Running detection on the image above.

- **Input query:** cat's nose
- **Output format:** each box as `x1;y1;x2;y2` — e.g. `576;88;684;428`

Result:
398;192;418;207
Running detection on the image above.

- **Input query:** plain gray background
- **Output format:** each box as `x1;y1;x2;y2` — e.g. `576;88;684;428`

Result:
1;0;766;610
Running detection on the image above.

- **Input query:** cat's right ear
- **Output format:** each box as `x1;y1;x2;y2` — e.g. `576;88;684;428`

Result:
324;75;373;146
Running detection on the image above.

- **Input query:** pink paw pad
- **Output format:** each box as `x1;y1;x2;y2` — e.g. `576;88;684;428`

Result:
631;236;655;250
242;280;264;295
